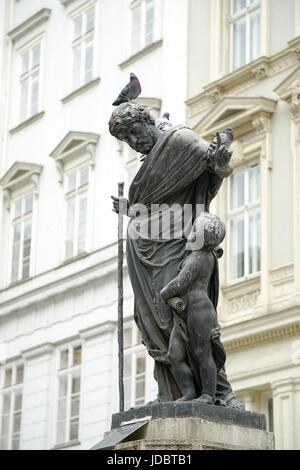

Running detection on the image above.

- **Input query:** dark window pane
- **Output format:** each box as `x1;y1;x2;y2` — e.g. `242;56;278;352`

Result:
73;345;82;366
16;365;24;384
136;356;145;375
69;418;79;441
72;376;80;394
60;349;69;369
4;369;12;387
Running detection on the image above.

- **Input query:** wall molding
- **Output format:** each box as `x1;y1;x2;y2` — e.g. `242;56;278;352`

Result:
7;8;51;42
193;96;277;140
119;39;163;69
0;161;43;209
187;36;300;120
79;321;116;339
21;342;54;360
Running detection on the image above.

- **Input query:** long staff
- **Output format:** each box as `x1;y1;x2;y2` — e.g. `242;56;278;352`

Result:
117;182;124;412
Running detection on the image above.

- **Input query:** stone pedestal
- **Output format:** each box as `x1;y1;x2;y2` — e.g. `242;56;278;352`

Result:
92;401;275;450
114;417;274;450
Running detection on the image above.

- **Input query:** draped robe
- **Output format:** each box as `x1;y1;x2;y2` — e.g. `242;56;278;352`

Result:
126;125;235;402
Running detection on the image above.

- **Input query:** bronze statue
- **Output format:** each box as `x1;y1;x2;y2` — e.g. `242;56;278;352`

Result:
160;212;227;404
109;102;243;409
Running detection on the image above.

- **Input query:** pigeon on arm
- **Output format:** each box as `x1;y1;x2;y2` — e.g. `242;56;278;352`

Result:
208;128;234;155
112;73;142;106
206;128;234;178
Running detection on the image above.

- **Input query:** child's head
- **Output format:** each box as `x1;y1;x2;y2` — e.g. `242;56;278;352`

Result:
187;212;225;251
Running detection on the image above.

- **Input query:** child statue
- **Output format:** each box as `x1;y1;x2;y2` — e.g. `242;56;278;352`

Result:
160;212;227;404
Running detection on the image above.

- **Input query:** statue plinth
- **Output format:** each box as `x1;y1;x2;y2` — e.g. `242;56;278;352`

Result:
92;402;275;450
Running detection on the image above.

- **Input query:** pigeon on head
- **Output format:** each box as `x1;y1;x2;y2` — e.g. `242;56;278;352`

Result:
112;73;142;106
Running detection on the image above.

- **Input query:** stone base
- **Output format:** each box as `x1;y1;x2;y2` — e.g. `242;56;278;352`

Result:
113;417;275;450
92;401;275;450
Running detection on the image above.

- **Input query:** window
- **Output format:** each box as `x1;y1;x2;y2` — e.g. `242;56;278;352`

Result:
131;0;156;55
11;194;34;283
64;165;89;260
125;147;142;192
230;0;261;71
19;42;41;122
123;322;154;410
228;163;261;281
71;6;95;90
56;344;82;445
0;364;24;450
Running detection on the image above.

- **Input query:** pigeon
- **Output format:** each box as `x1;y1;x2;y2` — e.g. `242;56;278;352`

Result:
208;128;234;155
155;112;173;131
112;73;141;106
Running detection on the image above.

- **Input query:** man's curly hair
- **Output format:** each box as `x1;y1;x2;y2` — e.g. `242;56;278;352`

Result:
109;102;155;140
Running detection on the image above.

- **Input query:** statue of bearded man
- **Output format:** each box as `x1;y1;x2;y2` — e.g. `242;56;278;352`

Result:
109;102;243;409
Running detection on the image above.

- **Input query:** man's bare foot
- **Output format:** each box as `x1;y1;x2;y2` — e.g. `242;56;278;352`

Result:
176;394;197;402
226;397;245;410
195;394;214;404
214;398;226;407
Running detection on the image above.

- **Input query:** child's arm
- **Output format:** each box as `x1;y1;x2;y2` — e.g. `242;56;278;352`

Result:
160;256;199;302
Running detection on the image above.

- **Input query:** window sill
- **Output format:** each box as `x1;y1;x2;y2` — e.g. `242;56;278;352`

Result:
222;273;261;292
61;77;101;104
119;39;163;69
9;277;32;289
53;439;81;450
59;251;89;267
9;111;45;135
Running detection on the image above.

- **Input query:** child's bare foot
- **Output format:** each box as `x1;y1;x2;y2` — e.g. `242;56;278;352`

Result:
176;394;197;402
195;394;214;404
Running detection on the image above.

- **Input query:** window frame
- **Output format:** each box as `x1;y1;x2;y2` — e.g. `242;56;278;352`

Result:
8;186;38;285
125;147;143;194
54;342;83;446
129;0;157;56
229;0;261;72
18;38;43;124
123;321;154;411
68;0;99;94
0;362;25;450
227;161;261;284
62;160;92;261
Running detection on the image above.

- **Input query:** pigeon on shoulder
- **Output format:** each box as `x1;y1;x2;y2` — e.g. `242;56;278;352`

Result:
156;112;173;131
208;128;234;155
112;73;141;106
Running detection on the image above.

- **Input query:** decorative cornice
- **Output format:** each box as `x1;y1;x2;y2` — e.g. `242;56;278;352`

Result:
251;63;269;81
0;161;43;207
194;96;277;139
227;291;260;315
21;343;54;360
221;303;300;355
79;321;116;339
49;130;100;182
60;0;77;6
119;39;163;69
274;65;300;118
224;321;300;353
7;8;51;42
252;111;272;135
187;36;300;119
271;264;294;285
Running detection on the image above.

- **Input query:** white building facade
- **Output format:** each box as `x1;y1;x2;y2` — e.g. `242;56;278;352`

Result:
0;0;299;450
